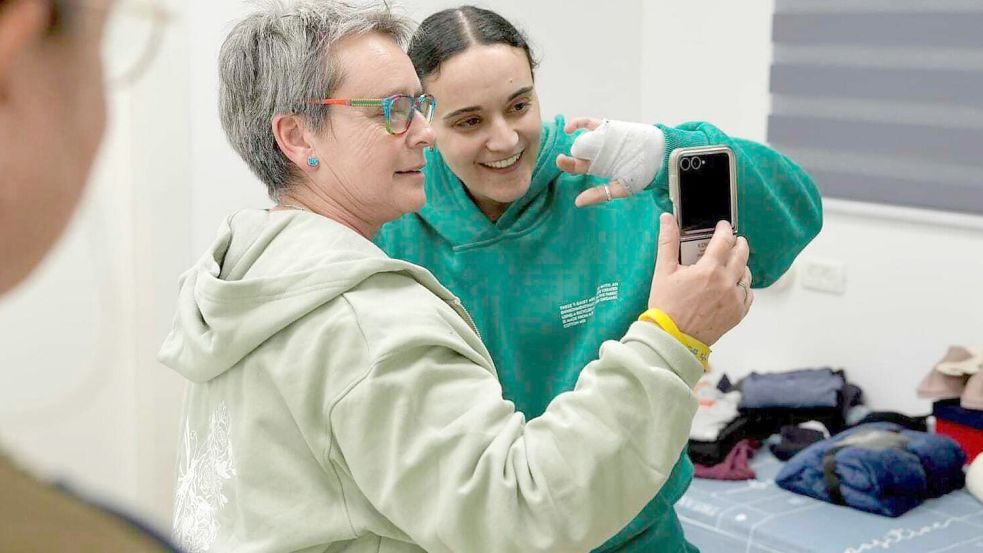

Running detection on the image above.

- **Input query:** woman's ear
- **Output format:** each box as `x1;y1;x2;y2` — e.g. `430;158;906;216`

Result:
271;113;319;170
0;0;52;99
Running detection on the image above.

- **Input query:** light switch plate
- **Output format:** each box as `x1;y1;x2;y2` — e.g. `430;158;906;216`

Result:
799;257;847;295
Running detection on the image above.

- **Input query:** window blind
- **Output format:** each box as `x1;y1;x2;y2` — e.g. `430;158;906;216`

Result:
768;0;983;215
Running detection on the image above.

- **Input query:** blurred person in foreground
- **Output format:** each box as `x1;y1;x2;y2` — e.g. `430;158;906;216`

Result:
0;0;179;550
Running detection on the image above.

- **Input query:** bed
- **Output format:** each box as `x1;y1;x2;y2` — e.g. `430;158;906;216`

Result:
678;449;983;553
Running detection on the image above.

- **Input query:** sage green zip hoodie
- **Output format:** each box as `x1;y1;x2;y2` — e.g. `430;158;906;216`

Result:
159;209;703;553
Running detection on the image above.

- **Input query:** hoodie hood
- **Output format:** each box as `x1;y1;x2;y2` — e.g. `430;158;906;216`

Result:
158;209;451;383
414;115;576;247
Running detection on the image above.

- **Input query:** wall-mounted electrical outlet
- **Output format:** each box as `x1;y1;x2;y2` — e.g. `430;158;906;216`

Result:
799;257;846;295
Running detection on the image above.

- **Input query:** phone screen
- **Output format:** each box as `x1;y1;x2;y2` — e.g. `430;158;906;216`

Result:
678;151;732;233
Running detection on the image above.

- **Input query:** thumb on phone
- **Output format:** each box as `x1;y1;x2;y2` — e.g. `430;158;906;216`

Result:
655;213;680;277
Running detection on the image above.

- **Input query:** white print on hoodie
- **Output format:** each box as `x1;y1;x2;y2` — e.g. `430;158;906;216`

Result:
173;402;237;553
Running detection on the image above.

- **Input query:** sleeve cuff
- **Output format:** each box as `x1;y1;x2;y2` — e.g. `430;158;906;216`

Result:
620;321;705;389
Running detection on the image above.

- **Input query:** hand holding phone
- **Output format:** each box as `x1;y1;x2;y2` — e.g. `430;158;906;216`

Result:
668;146;738;265
648;214;752;346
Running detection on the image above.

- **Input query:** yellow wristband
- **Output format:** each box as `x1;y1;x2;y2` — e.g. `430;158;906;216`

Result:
638;308;711;370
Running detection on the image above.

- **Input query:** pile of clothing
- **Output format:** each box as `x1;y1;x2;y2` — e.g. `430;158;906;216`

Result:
738;367;862;439
917;345;983;461
687;373;752;478
686;360;980;516
687;368;864;480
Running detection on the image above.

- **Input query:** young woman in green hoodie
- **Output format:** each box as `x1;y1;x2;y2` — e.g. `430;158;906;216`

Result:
374;6;823;552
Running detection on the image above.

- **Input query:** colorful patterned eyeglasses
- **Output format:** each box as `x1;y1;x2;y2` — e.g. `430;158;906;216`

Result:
309;94;437;135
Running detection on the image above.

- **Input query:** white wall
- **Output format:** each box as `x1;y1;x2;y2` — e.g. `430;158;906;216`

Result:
715;203;983;415
641;0;775;138
1;0;980;532
637;1;983;415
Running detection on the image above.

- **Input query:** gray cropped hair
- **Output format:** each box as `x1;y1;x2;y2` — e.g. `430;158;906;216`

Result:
218;0;414;199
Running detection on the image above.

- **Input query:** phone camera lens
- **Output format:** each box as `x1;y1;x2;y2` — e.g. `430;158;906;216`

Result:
680;157;691;171
691;157;703;170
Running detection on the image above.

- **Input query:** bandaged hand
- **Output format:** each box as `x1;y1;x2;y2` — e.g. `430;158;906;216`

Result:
556;117;666;207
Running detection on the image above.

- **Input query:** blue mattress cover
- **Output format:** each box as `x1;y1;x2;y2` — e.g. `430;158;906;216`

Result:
678;449;983;553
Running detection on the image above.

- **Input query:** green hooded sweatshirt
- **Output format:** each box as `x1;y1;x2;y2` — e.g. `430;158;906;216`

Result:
159;209;706;553
375;116;823;552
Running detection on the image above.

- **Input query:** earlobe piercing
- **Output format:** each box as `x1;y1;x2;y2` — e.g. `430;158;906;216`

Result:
307;156;320;168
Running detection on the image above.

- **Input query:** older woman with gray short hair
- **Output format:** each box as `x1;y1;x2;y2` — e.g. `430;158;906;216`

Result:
160;2;751;552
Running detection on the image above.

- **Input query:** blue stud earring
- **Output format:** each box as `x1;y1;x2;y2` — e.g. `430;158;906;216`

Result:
307;156;320;168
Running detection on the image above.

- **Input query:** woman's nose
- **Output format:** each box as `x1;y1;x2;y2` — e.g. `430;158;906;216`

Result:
486;116;519;152
406;110;435;148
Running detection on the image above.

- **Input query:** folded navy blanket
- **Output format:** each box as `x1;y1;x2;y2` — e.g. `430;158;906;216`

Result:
775;423;965;517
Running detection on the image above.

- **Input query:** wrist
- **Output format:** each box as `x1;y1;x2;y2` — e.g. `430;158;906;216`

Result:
638;308;711;370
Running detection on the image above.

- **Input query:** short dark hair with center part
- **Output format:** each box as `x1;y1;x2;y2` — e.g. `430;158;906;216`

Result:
408;6;537;84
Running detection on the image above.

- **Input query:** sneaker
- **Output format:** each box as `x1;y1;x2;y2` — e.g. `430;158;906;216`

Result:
961;372;983;411
934;346;982;376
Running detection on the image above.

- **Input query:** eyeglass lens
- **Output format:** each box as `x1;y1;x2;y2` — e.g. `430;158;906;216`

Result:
388;95;435;134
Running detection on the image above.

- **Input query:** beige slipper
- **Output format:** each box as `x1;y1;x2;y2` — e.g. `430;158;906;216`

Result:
961;372;983;411
934;346;983;376
917;368;968;400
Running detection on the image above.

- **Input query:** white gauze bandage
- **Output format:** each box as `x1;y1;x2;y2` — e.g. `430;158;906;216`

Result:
569;119;666;195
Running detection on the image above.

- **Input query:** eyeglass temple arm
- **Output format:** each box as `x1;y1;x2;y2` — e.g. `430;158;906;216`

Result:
308;99;384;106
